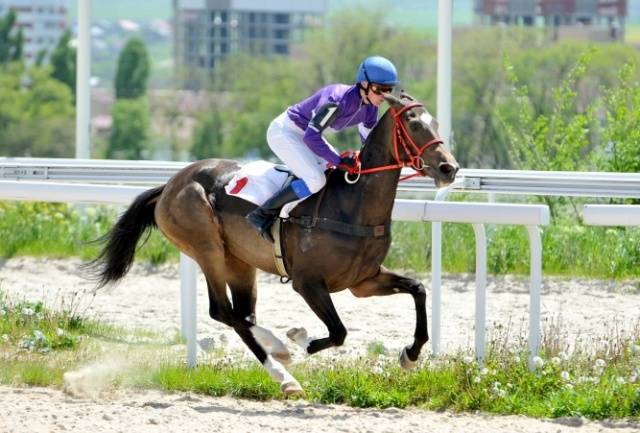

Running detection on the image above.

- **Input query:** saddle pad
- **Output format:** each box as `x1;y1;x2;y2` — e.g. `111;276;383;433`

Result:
224;160;303;218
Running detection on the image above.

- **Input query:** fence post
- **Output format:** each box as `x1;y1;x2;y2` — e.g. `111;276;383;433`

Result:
472;223;487;363
526;225;542;370
180;253;197;368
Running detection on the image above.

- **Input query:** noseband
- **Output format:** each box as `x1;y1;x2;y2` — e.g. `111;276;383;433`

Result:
344;102;443;184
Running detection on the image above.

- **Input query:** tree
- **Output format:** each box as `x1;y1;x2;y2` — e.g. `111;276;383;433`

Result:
0;9;22;64
597;63;640;175
114;38;150;99
50;29;76;98
191;110;225;159
107;98;150;159
0;63;74;157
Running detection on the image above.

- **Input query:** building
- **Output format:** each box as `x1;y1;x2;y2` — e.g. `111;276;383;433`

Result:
173;0;327;85
0;0;68;62
474;0;627;41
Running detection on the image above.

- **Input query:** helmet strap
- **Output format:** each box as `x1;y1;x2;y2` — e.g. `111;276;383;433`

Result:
358;82;373;105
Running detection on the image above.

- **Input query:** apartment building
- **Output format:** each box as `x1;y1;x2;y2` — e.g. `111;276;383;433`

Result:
474;0;627;40
0;0;68;62
173;0;327;84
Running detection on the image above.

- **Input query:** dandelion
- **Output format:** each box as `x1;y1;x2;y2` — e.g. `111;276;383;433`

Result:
462;355;474;364
1;334;9;342
629;374;637;383
492;381;501;390
616;376;626;385
480;367;489;376
595;358;606;368
559;351;569;362
0;309;6;316
496;389;507;397
532;356;544;369
54;212;65;219
21;308;34;316
561;371;570;381
371;366;383;375
33;330;46;342
56;328;64;336
564;383;574;391
551;357;561;365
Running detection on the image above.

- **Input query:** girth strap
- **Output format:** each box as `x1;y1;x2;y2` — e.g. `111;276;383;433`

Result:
287;216;390;238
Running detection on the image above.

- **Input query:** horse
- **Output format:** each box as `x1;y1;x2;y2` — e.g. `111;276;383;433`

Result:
89;91;459;395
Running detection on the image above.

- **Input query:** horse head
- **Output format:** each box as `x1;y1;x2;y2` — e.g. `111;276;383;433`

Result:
382;91;459;187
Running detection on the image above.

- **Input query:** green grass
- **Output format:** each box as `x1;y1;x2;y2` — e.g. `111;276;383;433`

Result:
0;201;179;263
1;199;639;280
1;289;639;419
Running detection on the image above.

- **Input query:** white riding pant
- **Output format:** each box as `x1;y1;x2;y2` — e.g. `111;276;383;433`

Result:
267;111;337;194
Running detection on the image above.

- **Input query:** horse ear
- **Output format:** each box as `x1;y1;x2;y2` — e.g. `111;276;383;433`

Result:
383;92;402;107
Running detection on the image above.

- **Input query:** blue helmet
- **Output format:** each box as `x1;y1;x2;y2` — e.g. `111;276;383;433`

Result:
355;56;399;86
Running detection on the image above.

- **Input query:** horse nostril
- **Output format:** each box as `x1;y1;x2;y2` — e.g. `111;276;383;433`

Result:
439;163;458;176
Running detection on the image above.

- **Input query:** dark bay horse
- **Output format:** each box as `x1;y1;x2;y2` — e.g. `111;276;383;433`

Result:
90;92;459;394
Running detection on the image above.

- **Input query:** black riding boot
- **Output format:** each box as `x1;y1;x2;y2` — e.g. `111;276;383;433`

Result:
246;184;299;242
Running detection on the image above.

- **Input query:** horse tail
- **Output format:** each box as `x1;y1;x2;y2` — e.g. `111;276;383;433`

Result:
88;185;165;288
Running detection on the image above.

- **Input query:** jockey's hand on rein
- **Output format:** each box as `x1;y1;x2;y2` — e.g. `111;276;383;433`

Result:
339;155;358;171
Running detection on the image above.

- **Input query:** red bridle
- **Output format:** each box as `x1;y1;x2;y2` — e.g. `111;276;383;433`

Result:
344;102;443;183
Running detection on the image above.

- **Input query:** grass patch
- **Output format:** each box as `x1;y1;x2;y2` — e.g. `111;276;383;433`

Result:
0;201;178;263
1;200;639;280
2;289;639;419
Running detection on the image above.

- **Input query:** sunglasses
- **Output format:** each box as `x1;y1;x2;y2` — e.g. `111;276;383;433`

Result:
369;83;393;95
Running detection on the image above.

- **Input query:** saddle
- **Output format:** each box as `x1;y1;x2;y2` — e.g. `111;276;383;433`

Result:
225;161;391;280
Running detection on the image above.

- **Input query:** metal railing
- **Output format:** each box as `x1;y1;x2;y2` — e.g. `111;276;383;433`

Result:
2;158;640;198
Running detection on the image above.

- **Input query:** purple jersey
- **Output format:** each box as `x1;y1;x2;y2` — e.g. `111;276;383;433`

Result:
287;84;378;166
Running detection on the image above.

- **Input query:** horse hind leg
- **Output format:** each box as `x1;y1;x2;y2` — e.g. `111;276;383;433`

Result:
226;255;292;366
204;254;299;395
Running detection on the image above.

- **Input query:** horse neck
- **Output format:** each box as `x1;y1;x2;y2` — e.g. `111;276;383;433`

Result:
351;110;401;225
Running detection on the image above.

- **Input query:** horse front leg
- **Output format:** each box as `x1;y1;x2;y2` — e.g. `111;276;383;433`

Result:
287;280;348;355
349;266;428;369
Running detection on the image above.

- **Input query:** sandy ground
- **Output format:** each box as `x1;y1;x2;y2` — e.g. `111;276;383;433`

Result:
1;257;639;433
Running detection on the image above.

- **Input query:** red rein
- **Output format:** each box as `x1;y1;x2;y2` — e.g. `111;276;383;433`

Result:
344;102;443;182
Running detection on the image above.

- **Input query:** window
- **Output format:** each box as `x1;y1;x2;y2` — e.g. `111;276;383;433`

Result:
220;27;227;38
220;11;227;22
221;42;228;53
274;29;289;39
273;13;289;24
274;43;289;55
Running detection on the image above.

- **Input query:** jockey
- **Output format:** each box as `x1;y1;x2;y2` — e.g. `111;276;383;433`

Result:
246;55;399;242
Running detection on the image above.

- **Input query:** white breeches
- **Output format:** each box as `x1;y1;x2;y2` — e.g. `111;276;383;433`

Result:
266;111;337;194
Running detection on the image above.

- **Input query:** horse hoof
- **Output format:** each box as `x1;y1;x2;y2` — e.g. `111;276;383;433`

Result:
281;379;304;396
286;327;307;341
399;347;418;370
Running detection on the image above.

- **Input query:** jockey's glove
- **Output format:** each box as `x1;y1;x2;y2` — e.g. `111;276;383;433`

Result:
339;155;358;169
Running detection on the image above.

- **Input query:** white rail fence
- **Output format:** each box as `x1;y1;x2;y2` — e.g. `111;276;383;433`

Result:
2;158;639;369
0;178;549;370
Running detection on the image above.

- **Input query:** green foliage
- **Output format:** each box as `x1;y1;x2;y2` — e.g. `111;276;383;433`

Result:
0;63;75;157
0;292;97;353
107;98;151;159
0;8;22;64
50;29;76;99
114;38;150;99
596;63;640;174
0;201;178;262
191;109;225;159
501;50;596;174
